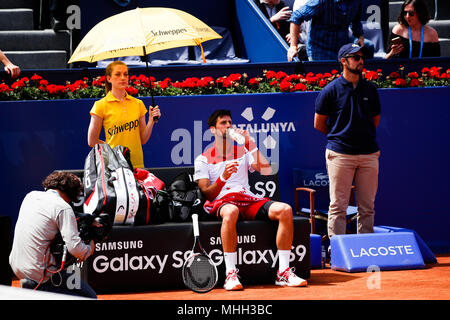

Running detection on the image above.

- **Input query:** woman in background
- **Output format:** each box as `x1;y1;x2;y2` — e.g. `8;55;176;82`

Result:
87;61;161;169
385;0;440;59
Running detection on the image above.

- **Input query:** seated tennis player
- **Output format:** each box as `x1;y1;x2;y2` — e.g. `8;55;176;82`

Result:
194;109;307;290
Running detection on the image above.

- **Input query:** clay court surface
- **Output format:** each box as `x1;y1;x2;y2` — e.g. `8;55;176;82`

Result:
94;254;449;300
9;254;450;301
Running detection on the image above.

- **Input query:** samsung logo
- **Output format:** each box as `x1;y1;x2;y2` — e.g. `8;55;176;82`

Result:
95;240;144;252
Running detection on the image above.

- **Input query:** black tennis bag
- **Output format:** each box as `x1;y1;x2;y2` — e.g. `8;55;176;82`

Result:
167;171;210;222
83;144;141;226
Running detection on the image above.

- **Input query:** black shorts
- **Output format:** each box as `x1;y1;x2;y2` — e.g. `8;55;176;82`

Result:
254;200;274;221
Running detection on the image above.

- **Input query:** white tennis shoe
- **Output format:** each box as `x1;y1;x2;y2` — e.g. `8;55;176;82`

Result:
275;267;308;287
224;269;243;291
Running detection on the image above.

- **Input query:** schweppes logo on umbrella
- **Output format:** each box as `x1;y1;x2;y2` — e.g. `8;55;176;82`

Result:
68;7;221;64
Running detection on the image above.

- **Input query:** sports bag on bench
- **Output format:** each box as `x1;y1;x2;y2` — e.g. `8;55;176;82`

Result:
133;168;170;225
83;144;140;225
167;171;210;222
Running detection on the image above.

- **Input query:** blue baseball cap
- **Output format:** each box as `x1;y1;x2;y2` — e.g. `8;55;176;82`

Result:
338;43;362;60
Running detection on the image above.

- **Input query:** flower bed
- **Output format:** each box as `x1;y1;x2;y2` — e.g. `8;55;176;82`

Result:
0;66;449;101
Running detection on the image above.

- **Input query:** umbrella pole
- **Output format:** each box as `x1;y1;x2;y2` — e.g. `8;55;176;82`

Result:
199;43;206;63
143;46;159;122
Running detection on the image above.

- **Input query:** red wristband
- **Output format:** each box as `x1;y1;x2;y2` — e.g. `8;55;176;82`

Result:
216;176;226;188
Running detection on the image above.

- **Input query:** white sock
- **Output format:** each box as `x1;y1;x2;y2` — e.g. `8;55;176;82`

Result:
278;250;291;273
224;251;237;274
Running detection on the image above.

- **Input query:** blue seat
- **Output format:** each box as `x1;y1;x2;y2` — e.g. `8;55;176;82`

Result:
293;168;357;240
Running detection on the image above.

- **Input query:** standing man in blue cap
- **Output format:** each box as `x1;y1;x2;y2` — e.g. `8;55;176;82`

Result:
314;43;381;240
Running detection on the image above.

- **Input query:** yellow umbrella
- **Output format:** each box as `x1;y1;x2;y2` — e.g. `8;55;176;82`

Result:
68;7;221;64
68;7;222;119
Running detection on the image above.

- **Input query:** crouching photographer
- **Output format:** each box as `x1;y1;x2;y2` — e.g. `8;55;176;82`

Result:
9;172;110;299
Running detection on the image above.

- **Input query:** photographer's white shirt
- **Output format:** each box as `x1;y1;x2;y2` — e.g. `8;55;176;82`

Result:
9;190;93;283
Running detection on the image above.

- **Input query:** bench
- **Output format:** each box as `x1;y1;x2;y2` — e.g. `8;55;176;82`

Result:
61;166;311;293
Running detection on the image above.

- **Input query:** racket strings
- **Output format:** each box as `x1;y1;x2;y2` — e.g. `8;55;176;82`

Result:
183;254;217;293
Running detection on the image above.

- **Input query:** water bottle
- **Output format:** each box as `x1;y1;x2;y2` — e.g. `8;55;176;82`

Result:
321;245;326;268
227;128;245;144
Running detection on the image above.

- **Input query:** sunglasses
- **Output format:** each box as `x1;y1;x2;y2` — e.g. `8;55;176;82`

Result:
345;55;364;61
403;10;415;17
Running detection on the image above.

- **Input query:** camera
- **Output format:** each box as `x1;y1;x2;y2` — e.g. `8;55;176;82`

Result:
50;212;111;269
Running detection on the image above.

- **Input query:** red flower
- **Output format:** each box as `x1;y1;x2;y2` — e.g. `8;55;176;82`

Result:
407;72;419;79
248;77;260;86
294;83;307;91
276;71;288;80
221;78;233;88
286;74;300;82
389;72;400;79
430;66;441;78
265;70;277;79
202;76;213;84
0;83;11;93
31;74;42;81
227;73;242;82
279;79;292;92
331;69;339;75
394;78;407;87
319;80;328;88
40;79;48;86
409;78;420;87
158;78;171;90
125;86;138;96
11;80;25;90
197;78;211;88
46;84;66;95
306;76;318;85
421;67;430;75
365;71;379;81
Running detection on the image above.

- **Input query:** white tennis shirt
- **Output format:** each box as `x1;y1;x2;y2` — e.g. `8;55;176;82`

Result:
194;145;259;201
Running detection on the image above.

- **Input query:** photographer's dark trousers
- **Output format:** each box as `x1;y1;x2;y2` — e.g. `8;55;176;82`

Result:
21;270;97;299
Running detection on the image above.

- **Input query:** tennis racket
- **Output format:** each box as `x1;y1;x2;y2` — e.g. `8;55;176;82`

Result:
182;213;218;293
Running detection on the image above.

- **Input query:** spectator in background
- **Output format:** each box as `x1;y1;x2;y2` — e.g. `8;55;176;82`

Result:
0;50;20;79
287;0;365;61
385;0;440;59
254;0;292;43
292;0;310;61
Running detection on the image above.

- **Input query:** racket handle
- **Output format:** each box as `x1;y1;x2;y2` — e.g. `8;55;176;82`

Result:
192;214;199;237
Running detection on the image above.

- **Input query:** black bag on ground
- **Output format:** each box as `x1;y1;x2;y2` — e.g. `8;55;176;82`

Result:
167;171;210;222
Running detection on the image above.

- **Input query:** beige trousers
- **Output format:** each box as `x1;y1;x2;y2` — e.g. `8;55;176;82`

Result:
325;149;380;237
